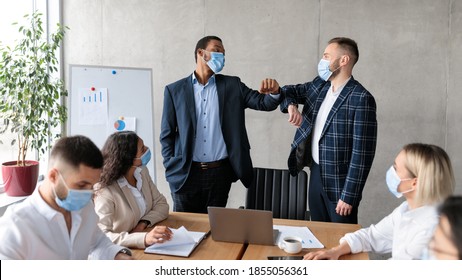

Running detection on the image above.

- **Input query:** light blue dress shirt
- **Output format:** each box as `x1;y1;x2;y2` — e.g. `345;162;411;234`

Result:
192;73;228;162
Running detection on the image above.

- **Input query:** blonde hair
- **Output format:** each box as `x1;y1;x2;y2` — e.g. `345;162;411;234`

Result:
403;143;455;207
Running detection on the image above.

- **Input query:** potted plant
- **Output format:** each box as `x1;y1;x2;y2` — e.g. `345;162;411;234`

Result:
0;12;68;196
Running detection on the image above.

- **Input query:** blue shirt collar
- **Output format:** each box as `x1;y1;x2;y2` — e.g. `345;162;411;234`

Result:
192;72;215;86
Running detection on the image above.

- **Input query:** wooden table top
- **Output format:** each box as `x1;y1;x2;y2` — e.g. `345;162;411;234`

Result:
131;212;368;260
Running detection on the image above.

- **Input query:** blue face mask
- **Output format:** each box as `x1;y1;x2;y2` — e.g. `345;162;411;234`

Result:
317;59;334;81
203;51;225;74
53;172;93;212
385;166;414;198
135;148;151;166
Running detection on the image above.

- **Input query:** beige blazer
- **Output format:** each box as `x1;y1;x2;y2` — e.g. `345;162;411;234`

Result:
94;166;169;249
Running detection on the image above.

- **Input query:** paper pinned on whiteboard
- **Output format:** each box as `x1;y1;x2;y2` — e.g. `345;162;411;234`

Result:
78;87;108;125
112;116;136;132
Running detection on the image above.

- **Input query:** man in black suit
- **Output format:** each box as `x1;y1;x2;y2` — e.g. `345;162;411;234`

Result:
160;36;280;213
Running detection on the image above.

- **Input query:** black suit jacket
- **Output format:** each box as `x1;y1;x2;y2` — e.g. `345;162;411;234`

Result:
160;74;280;192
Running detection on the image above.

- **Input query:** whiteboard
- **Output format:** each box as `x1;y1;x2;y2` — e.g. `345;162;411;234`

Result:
68;65;156;182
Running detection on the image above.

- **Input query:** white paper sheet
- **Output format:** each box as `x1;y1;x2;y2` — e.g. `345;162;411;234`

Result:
111;117;136;132
144;226;207;257
78;88;108;125
273;225;324;248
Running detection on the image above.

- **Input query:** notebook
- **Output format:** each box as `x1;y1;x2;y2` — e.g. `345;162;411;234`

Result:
207;206;280;245
144;226;207;257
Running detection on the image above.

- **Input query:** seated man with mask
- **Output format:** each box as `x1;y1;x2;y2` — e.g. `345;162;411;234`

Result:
0;136;132;259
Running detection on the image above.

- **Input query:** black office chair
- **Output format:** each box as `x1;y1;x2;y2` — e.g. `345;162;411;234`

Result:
244;167;310;220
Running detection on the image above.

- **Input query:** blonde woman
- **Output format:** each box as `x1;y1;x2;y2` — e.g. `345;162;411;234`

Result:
94;131;172;249
304;143;455;260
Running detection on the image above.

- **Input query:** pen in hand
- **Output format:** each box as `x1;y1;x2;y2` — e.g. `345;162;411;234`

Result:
145;226;173;246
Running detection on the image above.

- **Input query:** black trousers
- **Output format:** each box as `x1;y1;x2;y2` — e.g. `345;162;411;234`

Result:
309;162;358;224
172;160;233;214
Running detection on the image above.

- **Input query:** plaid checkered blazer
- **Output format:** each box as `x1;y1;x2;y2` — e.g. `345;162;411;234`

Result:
280;76;377;207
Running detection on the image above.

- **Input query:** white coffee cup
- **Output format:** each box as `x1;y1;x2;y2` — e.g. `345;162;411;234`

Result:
278;236;303;254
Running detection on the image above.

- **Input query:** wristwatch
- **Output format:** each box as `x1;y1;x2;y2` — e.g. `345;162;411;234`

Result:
118;248;132;256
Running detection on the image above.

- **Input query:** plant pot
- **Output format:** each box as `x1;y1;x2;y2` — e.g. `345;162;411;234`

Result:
1;160;39;196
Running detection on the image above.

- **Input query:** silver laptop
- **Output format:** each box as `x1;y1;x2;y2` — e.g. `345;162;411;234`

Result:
207;206;280;245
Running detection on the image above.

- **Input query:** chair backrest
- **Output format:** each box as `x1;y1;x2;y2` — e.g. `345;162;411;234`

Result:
245;167;309;220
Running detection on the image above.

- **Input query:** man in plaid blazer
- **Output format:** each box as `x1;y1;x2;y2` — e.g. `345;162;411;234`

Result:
260;37;377;223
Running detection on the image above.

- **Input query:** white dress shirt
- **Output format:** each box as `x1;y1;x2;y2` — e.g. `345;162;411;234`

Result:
311;78;350;164
0;186;124;259
340;201;438;259
116;167;147;220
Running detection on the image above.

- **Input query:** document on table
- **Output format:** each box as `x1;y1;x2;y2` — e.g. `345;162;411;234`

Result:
273;225;324;248
144;226;207;257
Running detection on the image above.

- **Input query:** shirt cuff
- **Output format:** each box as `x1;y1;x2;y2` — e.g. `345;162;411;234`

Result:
269;93;280;100
340;234;361;254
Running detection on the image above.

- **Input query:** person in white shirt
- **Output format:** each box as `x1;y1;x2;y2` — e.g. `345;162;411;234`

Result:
260;37;377;224
0;136;132;260
304;143;455;260
424;195;462;260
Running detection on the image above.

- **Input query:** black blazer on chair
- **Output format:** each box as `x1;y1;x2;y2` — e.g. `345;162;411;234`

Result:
160;74;280;193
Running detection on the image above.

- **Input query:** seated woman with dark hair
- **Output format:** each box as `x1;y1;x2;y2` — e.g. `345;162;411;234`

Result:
94;131;172;249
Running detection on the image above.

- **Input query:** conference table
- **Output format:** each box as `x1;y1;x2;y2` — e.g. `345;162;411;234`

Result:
131;212;368;260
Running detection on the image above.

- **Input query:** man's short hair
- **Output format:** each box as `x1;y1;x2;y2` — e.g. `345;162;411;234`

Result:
328;37;359;65
194;35;222;62
50;135;103;170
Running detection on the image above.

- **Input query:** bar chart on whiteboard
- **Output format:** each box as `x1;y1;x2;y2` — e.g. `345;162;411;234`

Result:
78;87;108;125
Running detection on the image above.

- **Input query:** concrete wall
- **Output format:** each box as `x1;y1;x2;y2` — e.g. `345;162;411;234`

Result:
62;0;462;257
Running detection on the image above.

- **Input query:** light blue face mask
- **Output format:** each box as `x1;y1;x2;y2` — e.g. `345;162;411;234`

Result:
385;166;414;198
203;50;225;74
317;58;334;81
135;148;151;166
53;172;93;212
